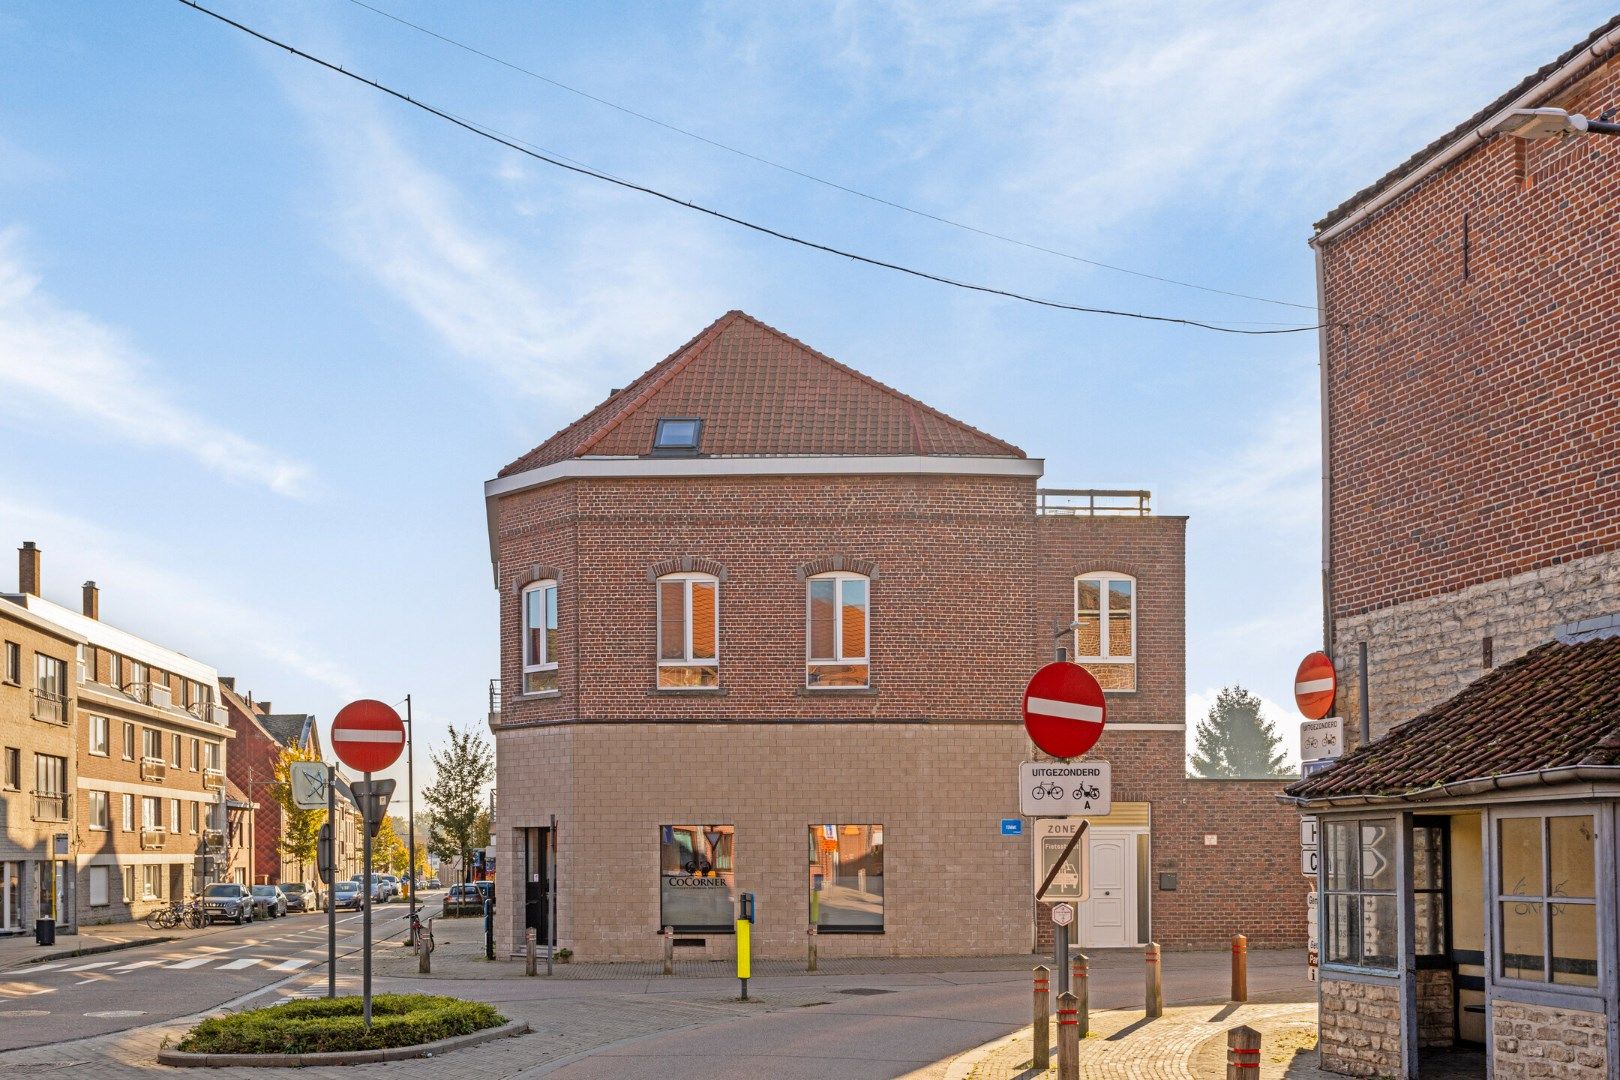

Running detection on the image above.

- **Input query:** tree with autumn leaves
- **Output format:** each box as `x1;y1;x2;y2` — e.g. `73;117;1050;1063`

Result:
269;741;325;874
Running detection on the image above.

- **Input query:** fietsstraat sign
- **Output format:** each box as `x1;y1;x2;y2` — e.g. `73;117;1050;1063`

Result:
1019;760;1111;817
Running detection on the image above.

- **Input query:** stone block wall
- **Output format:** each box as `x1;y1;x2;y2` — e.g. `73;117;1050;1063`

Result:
1333;550;1620;744
1319;977;1402;1077
1493;1000;1608;1079
1415;968;1454;1048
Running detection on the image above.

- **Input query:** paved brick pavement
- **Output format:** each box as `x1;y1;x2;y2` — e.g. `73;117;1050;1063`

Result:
950;1001;1325;1080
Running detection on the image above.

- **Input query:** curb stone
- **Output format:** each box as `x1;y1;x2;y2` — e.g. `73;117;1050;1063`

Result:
155;1019;529;1067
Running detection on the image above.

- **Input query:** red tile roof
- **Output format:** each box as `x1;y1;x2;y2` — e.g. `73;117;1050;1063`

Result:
1285;634;1620;802
499;310;1024;476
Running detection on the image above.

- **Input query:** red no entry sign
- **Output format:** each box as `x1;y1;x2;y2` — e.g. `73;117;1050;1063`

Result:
1022;662;1107;759
1294;652;1337;719
331;699;406;774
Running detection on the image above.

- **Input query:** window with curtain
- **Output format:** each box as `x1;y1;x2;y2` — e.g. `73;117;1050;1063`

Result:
656;574;719;688
1497;812;1599;988
1073;573;1136;691
806;573;869;688
521;581;559;694
1321;818;1397;970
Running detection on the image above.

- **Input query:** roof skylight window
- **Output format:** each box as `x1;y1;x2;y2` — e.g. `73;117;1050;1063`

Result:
652;418;703;454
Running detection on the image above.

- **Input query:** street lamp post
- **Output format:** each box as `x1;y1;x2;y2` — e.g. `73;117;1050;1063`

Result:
1496;107;1620;140
405;695;416;935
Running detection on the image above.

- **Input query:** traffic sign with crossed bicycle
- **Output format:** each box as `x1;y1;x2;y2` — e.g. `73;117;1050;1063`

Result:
1019;761;1111;817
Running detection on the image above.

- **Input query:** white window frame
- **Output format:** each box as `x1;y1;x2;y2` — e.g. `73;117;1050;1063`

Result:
123;865;136;904
141;863;161;900
169;798;181;833
805;572;871;689
142;795;161;831
1073;572;1137;690
205;741;221;771
520;580;560;696
121;721;135;761
656;573;720;689
88;790;109;831
122;793;134;832
88;714;109;757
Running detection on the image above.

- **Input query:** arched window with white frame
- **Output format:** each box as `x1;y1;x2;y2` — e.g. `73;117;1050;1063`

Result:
806;572;870;688
656;573;719;689
1073;572;1136;691
520;580;559;694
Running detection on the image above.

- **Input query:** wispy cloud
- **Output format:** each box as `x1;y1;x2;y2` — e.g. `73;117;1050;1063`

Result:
278;71;728;410
0;229;314;496
0;492;360;701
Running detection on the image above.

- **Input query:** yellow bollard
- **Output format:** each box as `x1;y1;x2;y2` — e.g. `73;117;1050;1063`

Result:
736;892;754;1000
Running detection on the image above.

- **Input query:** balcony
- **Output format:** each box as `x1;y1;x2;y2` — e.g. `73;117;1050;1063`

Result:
32;792;69;822
141;828;166;850
189;700;227;726
1037;488;1151;516
141;756;167;783
488;678;502;726
202;768;225;791
203;829;226;851
29;688;67;725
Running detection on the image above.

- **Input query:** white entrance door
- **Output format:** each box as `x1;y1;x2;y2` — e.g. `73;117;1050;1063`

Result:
1;863;18;931
1080;829;1138;949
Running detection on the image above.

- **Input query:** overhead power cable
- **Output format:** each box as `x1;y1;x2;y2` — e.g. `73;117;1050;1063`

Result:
345;0;1316;312
174;0;1324;336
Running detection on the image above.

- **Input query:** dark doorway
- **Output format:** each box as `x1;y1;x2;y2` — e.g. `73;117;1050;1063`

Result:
521;827;549;942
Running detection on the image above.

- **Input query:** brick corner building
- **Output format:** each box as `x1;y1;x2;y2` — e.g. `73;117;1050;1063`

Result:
486;311;1304;962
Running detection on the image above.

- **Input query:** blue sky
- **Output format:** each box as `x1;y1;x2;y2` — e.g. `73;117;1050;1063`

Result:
2;1;1612;797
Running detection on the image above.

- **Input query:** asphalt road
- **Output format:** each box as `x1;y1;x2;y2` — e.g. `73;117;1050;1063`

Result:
0;902;419;1051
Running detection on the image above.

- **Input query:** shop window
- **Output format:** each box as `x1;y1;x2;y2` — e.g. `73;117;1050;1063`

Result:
808;824;884;933
520;581;559;694
659;824;734;933
657;574;719;688
1321;818;1397;970
806;573;869;688
1073;573;1135;691
1496;812;1599;988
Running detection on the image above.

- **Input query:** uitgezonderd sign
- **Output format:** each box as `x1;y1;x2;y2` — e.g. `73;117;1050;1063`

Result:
1019;760;1111;817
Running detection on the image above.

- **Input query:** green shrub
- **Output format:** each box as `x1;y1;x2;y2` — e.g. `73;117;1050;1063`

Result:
177;993;505;1055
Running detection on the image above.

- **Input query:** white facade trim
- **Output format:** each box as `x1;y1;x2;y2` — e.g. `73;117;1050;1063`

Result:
76;775;218;801
3;593;219;685
1106;723;1185;731
484;454;1045;582
76;852;196;867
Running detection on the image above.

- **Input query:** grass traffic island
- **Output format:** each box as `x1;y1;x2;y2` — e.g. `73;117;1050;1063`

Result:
159;993;526;1067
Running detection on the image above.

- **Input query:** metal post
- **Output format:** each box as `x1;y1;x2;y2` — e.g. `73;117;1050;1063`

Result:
1145;941;1163;1017
1358;640;1371;747
664;925;675;975
806;926;818;972
1231;934;1248;1002
327;763;336;999
1032;965;1051;1070
1071;949;1089;1036
1227;1025;1262;1079
525;927;537;976
1054;921;1070;996
405;695;416;932
548;815;557;976
418;922;431;974
1057;990;1080;1080
362;769;373;1028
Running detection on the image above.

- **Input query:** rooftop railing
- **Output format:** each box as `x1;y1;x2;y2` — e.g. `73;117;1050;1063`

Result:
1037;488;1151;516
489;678;502;725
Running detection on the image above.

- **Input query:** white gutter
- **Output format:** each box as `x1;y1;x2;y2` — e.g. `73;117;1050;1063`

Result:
1311;26;1620;247
482;454;1046;585
1279;765;1620;809
1315;245;1332;653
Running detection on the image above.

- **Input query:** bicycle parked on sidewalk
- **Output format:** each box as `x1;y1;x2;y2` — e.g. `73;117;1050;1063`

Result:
144;895;209;930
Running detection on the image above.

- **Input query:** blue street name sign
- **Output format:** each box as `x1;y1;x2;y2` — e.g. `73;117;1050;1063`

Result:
1000;818;1023;836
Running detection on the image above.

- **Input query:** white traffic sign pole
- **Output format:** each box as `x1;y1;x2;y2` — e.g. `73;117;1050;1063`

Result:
327;763;336;999
362;769;373;1028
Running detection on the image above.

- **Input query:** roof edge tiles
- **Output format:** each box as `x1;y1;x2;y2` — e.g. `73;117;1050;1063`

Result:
497;310;1025;477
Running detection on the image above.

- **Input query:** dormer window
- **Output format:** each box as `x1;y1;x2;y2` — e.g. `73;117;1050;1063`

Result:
652;417;703;454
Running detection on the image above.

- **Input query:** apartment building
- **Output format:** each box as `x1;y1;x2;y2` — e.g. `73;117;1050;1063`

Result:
222;777;256;885
1287;18;1620;1078
485;311;1305;961
0;547;83;934
4;543;233;925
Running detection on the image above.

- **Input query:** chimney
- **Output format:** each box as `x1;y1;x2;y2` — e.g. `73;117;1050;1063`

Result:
18;542;40;597
220;676;236;692
82;581;99;620
259;701;272;714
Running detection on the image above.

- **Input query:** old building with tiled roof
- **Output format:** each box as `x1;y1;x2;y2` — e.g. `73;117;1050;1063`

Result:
484;311;1305;963
1298;18;1620;1078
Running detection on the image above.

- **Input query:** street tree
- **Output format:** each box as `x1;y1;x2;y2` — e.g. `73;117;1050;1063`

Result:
270;742;326;877
1189;685;1293;779
423;725;495;883
374;815;408;876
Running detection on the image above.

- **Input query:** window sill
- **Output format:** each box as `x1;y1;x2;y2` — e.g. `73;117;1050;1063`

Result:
649;687;728;696
518;690;562;700
796;686;879;697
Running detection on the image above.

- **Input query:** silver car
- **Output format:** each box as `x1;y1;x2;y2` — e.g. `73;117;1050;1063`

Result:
250;884;288;918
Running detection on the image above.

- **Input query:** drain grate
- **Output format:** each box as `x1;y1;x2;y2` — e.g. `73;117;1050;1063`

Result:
836;987;896;996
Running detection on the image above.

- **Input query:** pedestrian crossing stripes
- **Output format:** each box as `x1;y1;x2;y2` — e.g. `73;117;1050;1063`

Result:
5;951;328;979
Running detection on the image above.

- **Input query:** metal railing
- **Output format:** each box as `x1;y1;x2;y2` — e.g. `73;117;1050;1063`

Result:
33;792;69;821
141;828;167;850
189;700;227;726
203;829;226;851
202;768;225;791
1037;488;1151;516
488;678;502;724
29;688;67;725
141;756;168;783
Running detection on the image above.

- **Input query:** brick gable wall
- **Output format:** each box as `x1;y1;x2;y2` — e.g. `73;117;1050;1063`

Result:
1321;53;1620;624
225;700;284;884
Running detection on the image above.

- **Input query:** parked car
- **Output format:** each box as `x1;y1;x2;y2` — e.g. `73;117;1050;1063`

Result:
281;882;318;913
367;875;395;903
332;881;363;910
474;880;494;905
426;877;442;889
200;882;256;925
251;884;288;919
443;882;486;916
